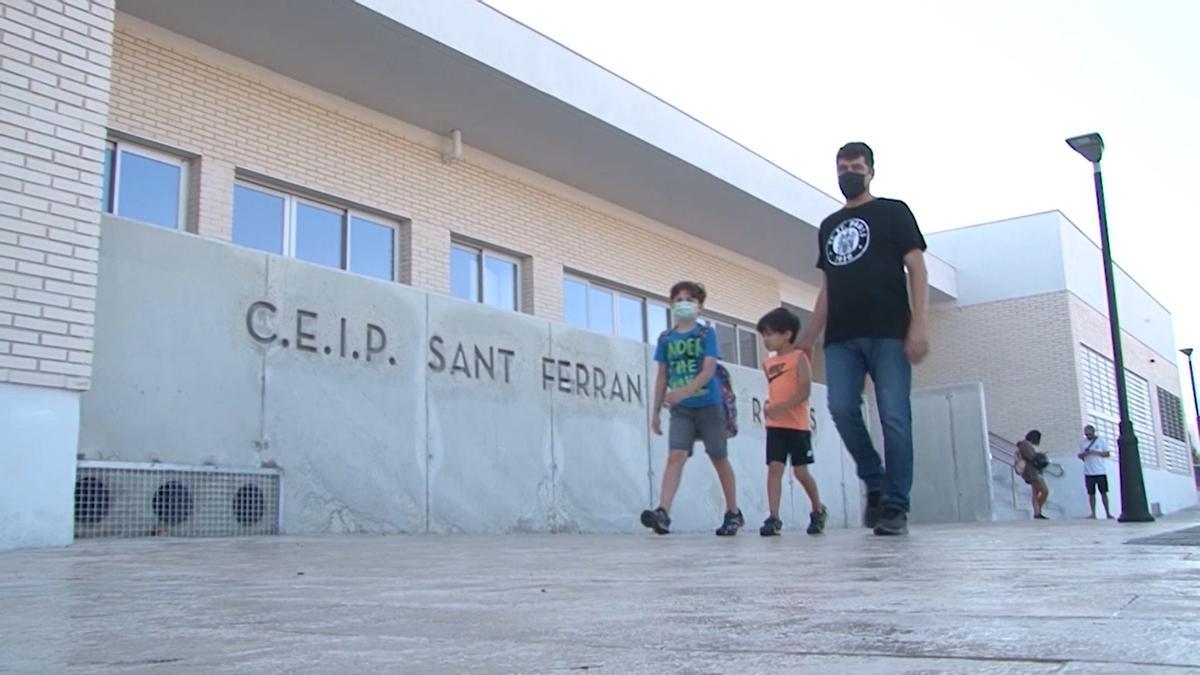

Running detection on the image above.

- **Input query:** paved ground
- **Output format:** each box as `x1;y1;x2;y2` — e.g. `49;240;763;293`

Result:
2;512;1199;674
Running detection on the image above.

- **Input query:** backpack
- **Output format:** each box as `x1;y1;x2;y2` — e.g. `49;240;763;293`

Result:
697;326;738;438
659;326;738;438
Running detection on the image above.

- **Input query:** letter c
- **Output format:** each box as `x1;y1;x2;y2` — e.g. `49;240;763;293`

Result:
246;301;278;343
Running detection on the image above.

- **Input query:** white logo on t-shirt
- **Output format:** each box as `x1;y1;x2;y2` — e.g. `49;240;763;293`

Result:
826;218;871;266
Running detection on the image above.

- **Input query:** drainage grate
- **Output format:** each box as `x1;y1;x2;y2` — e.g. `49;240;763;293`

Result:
74;461;281;539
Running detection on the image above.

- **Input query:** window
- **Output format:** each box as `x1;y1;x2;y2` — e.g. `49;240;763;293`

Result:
561;276;759;363
1126;370;1157;467
348;216;395;281
1163;437;1192;474
563;276;658;343
1081;346;1118;418
1158;388;1187;442
738;326;761;368
588;285;615;334
712;321;736;364
617;295;644;342
1158;388;1192;474
450;243;519;311
231;181;397;282
1079;345;1158;467
701;318;761;368
646;300;669;342
102;140;187;229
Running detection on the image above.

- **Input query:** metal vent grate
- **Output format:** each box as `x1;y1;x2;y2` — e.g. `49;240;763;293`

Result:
74;461;281;539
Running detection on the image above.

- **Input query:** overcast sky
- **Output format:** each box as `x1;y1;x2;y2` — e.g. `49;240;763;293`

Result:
487;0;1200;442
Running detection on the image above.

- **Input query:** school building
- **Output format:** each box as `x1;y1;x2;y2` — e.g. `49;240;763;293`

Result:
2;0;1195;550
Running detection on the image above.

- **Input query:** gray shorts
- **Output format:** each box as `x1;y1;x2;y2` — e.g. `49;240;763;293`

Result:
668;404;728;460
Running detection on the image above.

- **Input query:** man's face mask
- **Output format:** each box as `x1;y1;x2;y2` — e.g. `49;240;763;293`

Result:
838;171;869;200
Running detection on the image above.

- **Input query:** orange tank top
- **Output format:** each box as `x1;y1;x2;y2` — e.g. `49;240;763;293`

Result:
762;350;811;430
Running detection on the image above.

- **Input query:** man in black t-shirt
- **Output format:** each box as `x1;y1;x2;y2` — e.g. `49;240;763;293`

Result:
796;142;929;536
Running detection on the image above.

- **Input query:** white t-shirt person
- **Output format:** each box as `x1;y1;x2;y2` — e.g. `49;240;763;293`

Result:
1078;433;1112;476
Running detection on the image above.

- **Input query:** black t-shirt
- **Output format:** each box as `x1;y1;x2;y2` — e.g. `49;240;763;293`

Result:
816;197;926;345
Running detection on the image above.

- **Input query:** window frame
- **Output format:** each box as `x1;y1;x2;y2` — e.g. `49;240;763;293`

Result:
450;241;522;312
562;274;760;362
563;275;654;343
103;139;189;231
232;178;399;282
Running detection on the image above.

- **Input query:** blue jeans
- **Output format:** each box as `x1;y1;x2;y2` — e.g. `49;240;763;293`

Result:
825;338;914;514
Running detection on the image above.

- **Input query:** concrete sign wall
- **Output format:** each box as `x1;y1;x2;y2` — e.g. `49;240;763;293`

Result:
83;218;975;535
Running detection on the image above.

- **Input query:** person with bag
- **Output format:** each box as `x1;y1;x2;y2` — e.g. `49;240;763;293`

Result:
1016;429;1050;519
1077;425;1114;519
640;281;744;536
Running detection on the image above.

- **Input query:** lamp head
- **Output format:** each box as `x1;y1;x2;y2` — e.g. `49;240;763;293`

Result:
1066;133;1104;163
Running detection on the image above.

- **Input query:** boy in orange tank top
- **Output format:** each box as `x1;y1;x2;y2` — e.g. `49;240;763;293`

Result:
756;308;826;536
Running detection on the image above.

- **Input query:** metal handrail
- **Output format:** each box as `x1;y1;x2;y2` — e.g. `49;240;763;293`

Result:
989;433;1066;476
988;433;1019;467
988;433;1021;509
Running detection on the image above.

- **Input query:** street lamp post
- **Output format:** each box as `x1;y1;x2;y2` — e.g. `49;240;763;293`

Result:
1066;132;1154;522
1181;348;1199;453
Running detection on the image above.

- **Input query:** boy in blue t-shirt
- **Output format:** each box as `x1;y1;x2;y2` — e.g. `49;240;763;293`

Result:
640;281;744;536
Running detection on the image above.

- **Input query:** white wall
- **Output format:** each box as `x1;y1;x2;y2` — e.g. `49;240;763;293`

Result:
1058;216;1178;361
927;212;1178;363
926;212;1068;306
0;384;80;551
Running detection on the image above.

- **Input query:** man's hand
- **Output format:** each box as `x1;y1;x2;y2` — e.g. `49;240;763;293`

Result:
1078;452;1087;460
795;334;816;357
905;322;930;364
764;400;780;420
650;412;662;436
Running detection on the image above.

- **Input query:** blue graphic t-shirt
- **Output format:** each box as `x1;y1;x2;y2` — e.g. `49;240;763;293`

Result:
653;325;722;408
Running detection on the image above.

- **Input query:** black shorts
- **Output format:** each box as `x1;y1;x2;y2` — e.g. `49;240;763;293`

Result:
766;428;813;466
1085;474;1109;496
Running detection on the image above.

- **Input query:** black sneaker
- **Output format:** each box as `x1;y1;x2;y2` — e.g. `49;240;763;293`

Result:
864;491;883;529
716;509;744;536
1034;514;1049;520
759;516;783;537
640;507;670;535
873;509;908;536
807;507;827;535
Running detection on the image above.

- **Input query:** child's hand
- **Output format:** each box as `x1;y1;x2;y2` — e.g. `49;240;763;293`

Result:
664;389;687;406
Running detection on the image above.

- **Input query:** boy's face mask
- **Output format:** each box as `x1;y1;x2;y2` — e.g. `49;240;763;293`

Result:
671;301;699;320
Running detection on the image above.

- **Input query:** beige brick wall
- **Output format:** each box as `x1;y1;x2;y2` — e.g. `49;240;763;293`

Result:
0;0;114;391
1067;293;1184;469
915;292;1084;455
105;19;783;326
915;290;1188;463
